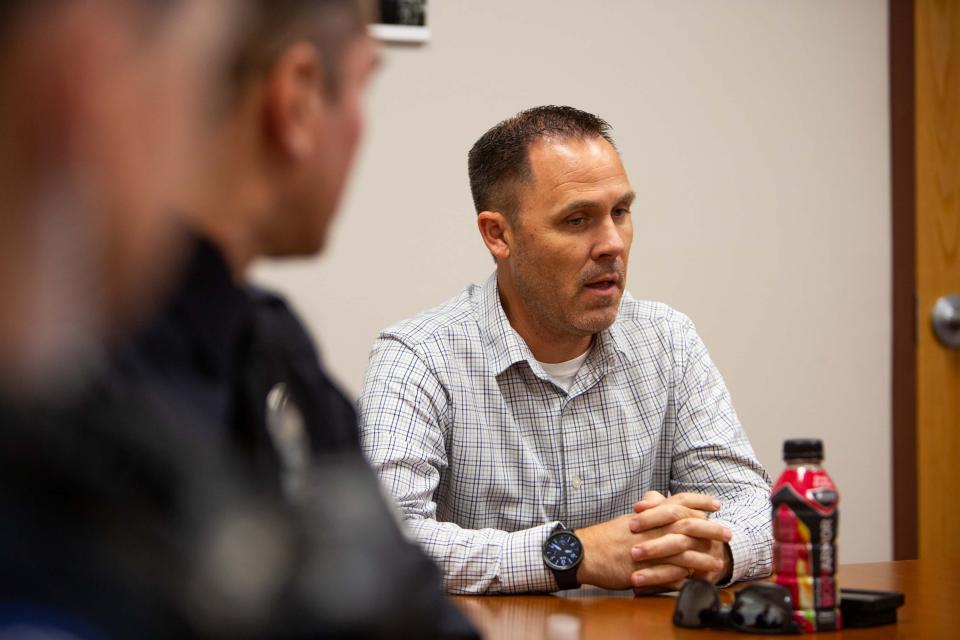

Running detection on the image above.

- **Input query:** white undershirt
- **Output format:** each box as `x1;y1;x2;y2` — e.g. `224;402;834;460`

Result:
537;349;590;393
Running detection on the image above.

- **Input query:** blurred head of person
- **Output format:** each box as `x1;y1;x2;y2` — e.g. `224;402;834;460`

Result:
180;0;379;275
0;0;236;392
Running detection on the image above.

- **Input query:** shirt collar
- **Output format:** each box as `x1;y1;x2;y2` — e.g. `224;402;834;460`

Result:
478;273;530;376
477;271;632;379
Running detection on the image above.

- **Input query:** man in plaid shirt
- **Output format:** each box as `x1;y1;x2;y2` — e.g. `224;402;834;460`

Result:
359;106;772;595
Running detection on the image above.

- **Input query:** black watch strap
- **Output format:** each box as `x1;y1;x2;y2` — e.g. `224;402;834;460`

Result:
554;565;580;590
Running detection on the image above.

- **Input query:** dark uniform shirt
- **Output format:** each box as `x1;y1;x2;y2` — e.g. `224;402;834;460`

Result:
113;237;359;491
110;236;475;638
0;237;474;638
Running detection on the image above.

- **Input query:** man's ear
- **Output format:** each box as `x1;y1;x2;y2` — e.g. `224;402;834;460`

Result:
477;210;513;261
263;42;325;161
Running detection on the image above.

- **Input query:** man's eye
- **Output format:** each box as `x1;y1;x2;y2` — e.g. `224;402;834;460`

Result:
568;217;586;227
613;208;630;218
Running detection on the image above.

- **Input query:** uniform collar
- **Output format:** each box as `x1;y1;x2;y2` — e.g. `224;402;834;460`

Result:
161;234;254;380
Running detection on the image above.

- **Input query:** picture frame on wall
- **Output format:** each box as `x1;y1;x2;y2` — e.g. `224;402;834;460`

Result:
371;0;429;43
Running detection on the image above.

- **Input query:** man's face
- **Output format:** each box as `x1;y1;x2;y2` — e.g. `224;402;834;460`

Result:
504;136;634;340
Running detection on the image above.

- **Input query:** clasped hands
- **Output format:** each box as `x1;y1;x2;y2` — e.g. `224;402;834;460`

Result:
574;491;732;594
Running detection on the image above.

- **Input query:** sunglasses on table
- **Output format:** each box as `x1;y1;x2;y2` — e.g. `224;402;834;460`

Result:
673;578;801;634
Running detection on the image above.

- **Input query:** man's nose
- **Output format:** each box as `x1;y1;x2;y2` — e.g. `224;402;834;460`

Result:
592;215;626;261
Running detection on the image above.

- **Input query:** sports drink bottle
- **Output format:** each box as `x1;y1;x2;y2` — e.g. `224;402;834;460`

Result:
771;438;841;632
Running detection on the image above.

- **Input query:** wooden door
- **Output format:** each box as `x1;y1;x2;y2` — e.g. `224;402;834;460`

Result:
915;0;960;560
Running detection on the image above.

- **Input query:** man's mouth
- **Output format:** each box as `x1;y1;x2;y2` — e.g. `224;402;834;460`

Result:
584;274;619;292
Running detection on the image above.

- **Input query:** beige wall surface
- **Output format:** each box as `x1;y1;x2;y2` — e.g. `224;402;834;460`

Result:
253;0;892;562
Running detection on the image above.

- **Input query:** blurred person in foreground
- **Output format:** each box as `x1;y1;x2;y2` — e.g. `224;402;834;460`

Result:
0;1;466;637
110;0;474;637
0;1;274;637
359;106;773;595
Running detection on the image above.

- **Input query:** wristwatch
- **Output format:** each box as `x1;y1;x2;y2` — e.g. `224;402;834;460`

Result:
542;524;583;590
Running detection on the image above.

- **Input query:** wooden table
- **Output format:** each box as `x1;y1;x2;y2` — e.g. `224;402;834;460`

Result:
452;560;959;639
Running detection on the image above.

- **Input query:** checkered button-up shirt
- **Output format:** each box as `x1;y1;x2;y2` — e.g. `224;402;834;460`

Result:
359;273;772;594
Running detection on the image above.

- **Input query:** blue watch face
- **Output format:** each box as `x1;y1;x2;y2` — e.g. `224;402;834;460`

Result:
543;531;583;571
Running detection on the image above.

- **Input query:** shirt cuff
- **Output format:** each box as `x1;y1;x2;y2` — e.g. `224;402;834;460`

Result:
711;518;754;586
498;522;560;593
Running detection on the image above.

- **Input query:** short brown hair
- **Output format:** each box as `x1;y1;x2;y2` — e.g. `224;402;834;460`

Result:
467;105;616;219
229;0;370;101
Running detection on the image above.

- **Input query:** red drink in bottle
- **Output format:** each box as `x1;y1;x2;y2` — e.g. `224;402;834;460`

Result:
771;438;841;632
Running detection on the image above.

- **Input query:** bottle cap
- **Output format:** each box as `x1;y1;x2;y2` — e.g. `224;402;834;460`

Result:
783;438;823;461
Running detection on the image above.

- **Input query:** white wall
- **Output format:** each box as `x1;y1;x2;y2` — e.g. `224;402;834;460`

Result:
254;0;892;563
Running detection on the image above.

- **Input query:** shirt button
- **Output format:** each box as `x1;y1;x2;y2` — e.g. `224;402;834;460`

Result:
572;477;582;490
